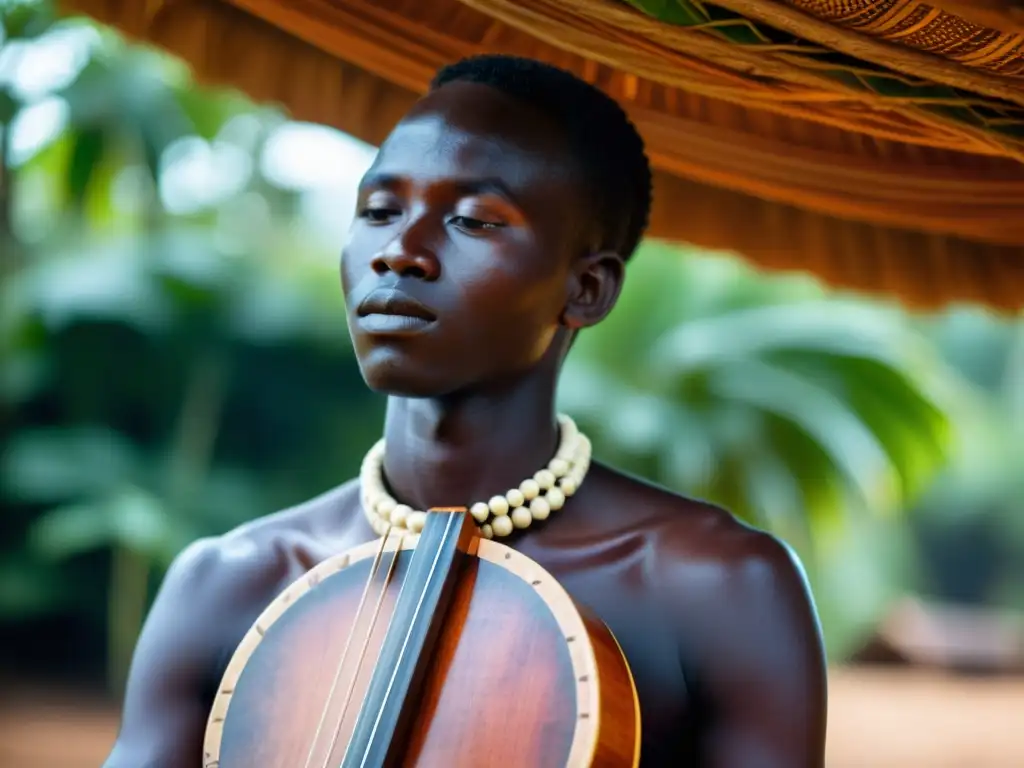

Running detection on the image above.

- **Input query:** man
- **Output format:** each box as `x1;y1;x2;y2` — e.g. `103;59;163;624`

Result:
104;55;827;767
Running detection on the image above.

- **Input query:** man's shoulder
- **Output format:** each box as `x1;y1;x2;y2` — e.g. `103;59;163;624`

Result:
165;479;364;603
596;465;811;610
656;492;804;589
603;468;824;690
596;476;827;759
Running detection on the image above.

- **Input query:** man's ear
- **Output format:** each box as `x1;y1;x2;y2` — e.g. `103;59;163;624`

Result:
561;251;625;330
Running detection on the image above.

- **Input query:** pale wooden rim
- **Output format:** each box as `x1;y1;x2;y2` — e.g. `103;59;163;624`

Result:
203;533;639;767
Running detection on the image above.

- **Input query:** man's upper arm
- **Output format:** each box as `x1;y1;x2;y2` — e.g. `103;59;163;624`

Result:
687;532;828;768
104;538;226;768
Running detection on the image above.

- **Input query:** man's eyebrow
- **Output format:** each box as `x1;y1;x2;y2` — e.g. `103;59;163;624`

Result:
357;171;399;193
451;178;520;206
358;173;522;207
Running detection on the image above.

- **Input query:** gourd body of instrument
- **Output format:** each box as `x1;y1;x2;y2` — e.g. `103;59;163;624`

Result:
203;509;641;767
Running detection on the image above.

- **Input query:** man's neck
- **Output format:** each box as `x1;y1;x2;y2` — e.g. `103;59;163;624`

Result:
379;376;561;513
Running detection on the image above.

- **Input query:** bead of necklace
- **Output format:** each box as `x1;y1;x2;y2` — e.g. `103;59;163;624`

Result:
360;414;592;539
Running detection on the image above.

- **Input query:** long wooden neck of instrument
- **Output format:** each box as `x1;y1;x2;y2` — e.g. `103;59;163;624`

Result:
342;508;476;768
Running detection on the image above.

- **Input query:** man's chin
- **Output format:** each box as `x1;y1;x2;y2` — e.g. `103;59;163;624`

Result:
360;366;452;399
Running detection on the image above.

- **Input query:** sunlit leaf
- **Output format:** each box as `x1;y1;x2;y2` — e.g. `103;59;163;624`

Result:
175;85;252;141
105;487;176;554
710;359;896;512
29;500;114;556
1;426;141;502
18;245;174;331
650;301;909;376
29;486;174;558
740;452;806;543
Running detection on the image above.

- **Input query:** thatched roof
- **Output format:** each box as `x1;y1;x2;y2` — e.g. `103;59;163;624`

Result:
61;0;1024;310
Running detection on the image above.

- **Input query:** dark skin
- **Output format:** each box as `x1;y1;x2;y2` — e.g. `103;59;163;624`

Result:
103;81;827;767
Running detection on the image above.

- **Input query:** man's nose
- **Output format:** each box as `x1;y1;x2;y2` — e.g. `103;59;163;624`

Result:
370;217;441;280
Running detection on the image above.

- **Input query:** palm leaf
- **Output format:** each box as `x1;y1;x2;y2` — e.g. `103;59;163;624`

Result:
563;246;952;532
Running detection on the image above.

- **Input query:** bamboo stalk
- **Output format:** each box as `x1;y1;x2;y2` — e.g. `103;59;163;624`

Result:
106;545;149;696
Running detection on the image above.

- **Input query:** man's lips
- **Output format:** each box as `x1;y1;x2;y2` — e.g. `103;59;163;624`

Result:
356;287;437;321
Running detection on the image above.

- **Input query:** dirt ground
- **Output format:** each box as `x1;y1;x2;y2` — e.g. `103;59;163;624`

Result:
0;667;1020;767
824;667;1022;767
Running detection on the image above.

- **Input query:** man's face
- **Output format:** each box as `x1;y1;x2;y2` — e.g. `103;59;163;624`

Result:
342;82;591;397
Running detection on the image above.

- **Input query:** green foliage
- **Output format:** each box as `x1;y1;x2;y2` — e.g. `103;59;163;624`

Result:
1;226;384;686
562;244;950;540
908;310;1024;611
0;3;381;687
1;0;55;41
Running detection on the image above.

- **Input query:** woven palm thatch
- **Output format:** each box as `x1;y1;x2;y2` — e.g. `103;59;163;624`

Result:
61;0;1024;310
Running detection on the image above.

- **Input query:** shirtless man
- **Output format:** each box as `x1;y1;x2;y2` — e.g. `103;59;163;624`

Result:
103;55;827;767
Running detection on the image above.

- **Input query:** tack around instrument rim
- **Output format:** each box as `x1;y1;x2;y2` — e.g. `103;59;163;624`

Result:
202;529;642;767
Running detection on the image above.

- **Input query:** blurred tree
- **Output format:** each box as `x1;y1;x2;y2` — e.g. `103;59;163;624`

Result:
1;232;379;689
0;1;377;690
908;309;1024;610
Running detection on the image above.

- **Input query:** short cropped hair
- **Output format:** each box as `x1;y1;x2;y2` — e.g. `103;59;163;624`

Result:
431;55;652;261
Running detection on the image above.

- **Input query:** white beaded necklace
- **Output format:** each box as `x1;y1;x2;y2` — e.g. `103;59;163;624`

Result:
360;414;592;539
